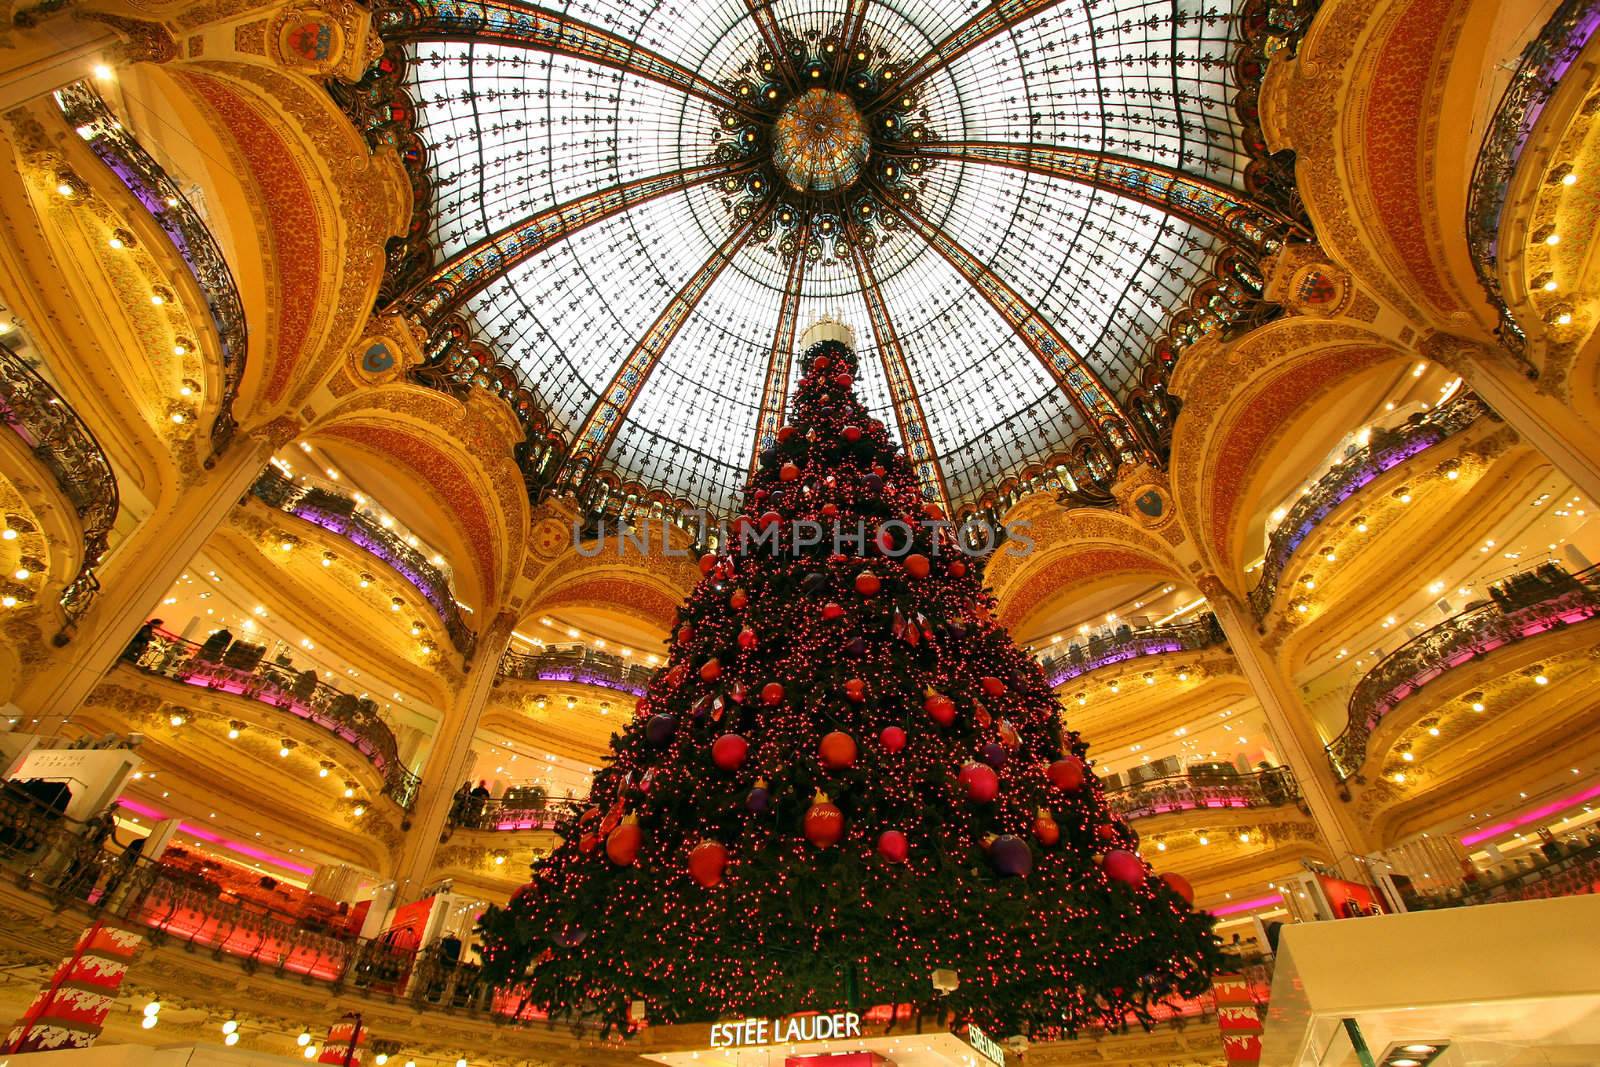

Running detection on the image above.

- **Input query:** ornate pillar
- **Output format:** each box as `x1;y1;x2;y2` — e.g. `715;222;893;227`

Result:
1427;333;1600;504
16;434;275;727
1201;579;1373;865
390;612;515;902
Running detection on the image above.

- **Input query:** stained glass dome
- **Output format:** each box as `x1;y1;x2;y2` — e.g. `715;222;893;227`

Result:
365;0;1291;518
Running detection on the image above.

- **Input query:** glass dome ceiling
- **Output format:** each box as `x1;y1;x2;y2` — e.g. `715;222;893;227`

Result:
379;0;1279;517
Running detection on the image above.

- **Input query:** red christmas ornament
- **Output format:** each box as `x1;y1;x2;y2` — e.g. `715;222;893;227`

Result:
921;502;945;521
959;762;999;803
822;602;845;621
760;510;781;530
813;354;831;370
948;559;968;578
1104;849;1144;887
877;830;909;863
842;425;862;442
578;833;600;854
605;816;642;866
676;624;694;645
832;372;853;389
688;840;728;887
777;425;796;442
980;676;1006;697
904;553;930;578
819;731;857;770
1033;809;1060;847
1161;872;1195;904
804;792;844;848
699;658;722;682
779;461;800;482
879;725;907;752
855;571;881;596
761;681;785;706
730;588;749;610
843;678;867;702
712;733;748;771
924;690;956;727
1095;823;1119;844
1047;756;1085;791
821;502;839;518
664;663;688;688
698;554;716;575
738;626;758;650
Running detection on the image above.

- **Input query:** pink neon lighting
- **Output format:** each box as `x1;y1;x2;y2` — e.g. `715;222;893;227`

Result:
1459;781;1600;847
1208;893;1284;917
115;797;315;875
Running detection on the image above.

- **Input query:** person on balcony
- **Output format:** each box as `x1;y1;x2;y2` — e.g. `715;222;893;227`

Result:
123;618;164;663
468;781;491;828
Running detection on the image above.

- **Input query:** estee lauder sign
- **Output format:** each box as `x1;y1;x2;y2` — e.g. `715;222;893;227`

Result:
708;1011;862;1048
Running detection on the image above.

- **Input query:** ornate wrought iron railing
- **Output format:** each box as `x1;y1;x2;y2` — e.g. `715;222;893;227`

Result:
250;467;477;658
55;82;247;453
1464;0;1600;357
1247;391;1489;619
1103;768;1303;823
0;340;119;623
126;629;422;810
1326;563;1600;779
1038;613;1225;687
447;795;585;833
497;646;656;695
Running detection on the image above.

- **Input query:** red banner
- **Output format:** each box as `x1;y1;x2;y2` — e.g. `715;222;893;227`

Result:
3;921;144;1053
1212;973;1263;1065
318;1018;368;1064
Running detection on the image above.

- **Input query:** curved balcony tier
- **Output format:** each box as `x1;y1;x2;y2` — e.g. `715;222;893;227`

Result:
251;467;476;658
0;339;119;623
1327;563;1600;779
127;629;421;809
498;646;655;695
1465;0;1600;354
1039;613;1226;687
1248;391;1489;620
55;82;246;450
1105;768;1305;824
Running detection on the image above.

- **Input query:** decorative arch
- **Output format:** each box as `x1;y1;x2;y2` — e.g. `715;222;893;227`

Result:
1168;318;1415;587
132;59;407;428
987;498;1187;637
311;384;530;615
1261;0;1521;337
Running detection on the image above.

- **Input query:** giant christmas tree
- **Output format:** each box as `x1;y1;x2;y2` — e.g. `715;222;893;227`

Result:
479;337;1221;1038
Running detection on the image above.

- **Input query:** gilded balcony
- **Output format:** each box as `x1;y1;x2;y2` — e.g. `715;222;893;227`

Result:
1248;391;1489;621
125;628;422;810
1327;562;1600;780
250;466;477;658
1039;612;1225;687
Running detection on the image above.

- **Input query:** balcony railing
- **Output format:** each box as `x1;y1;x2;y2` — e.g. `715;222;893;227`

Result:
251;467;477;659
126;629;422;810
1248;391;1489;620
1326;563;1600;779
55;82;246;452
497;646;655;695
0;793;526;1015
1104;768;1303;823
0;340;119;624
1465;0;1600;356
447;795;586;832
1038;613;1225;687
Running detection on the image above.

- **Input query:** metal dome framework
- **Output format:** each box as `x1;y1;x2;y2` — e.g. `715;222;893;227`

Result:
347;0;1308;521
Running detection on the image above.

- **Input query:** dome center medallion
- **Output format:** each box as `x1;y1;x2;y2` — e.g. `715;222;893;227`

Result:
772;89;869;194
